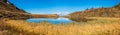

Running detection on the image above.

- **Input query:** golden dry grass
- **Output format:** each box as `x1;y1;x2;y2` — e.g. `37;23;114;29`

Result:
0;17;120;35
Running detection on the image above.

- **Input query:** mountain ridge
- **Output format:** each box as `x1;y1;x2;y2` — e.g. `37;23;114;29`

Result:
0;0;59;19
0;0;30;19
67;3;120;18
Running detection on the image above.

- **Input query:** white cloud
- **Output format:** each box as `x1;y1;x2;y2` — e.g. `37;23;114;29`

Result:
52;12;70;16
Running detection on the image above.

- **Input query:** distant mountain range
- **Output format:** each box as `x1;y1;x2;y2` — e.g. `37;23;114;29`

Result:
67;3;120;18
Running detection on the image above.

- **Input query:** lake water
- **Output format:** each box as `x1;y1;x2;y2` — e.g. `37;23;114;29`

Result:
27;17;73;24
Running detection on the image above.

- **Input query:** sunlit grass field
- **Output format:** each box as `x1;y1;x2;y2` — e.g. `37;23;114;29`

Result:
0;17;120;35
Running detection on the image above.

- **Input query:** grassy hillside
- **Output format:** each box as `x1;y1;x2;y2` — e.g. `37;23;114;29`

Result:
30;14;59;18
0;17;120;35
0;0;28;13
0;0;59;19
0;0;31;19
0;0;120;35
67;3;120;18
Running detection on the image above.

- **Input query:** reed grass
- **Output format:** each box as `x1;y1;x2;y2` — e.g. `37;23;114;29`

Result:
0;17;120;35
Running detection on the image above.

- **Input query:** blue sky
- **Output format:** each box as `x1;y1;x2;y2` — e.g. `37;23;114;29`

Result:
9;0;120;15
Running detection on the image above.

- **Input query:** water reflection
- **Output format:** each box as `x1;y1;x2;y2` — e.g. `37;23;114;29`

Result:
27;17;73;24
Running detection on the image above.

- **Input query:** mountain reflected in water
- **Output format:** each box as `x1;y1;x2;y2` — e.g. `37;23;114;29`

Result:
27;17;73;24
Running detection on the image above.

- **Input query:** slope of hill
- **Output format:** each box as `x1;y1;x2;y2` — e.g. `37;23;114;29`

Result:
0;0;30;19
0;0;59;19
0;0;28;13
67;3;120;18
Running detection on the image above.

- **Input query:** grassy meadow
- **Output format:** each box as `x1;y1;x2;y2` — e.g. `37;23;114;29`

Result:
0;17;120;35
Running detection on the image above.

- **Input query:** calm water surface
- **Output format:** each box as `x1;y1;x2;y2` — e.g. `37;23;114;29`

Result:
27;17;73;24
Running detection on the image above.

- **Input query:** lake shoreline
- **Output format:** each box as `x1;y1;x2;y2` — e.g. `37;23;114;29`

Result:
1;17;120;35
